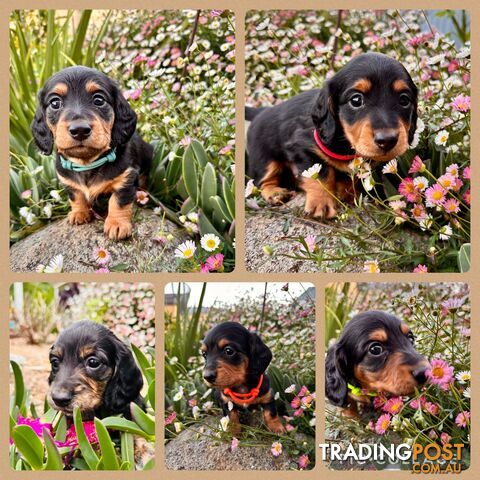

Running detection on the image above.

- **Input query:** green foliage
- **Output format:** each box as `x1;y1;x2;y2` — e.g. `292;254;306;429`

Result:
9;345;155;470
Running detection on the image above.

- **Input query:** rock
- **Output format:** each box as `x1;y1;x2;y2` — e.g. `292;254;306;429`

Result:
165;415;298;470
10;209;187;273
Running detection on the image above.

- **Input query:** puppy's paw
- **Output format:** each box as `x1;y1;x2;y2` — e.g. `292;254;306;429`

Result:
104;216;132;240
68;209;92;225
267;422;286;435
262;187;295;205
229;422;242;437
304;195;338;219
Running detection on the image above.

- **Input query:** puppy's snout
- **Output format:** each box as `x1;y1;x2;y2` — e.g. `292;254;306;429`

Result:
51;389;73;408
68;121;92;141
374;129;398;152
412;367;428;385
203;369;217;383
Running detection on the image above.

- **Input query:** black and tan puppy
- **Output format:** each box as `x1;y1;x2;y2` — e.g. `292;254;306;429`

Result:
246;52;418;218
202;322;285;434
32;66;153;240
48;321;144;420
325;311;429;417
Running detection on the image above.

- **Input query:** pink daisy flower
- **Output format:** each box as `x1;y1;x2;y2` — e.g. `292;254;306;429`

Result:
411;203;427;221
389;200;407;211
398;178;420;202
383;397;404;415
95;267;110;273
408;155;426;173
443;198;460;214
304;235;317;253
291;397;301;409
426;358;454;389
437;174;456;190
413;264;428;273
463;166;470;180
136;190;149;205
205;254;224;272
425;402;440;416
451;94;471;112
271;441;282;457
373;393;388;410
410;396;426;409
93;247;111;265
298;386;308;398
463;189;471;205
298;454;310;470
441;433;451;445
231;437;239;452
455;411;471;428
446;164;460;178
375;413;391;435
425;184;447;206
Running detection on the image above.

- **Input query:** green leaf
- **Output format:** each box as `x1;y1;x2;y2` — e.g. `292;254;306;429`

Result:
11;425;45;470
201;163;217;213
10;360;26;415
148;380;156;409
131;344;154;383
143;458;155;470
101;417;153;440
94;418;120;470
222;177;235;219
210;195;233;223
190;139;208;168
130;403;155;436
73;408;99;470
182;146;199;204
458;243;471;272
42;428;63;470
120;432;135;471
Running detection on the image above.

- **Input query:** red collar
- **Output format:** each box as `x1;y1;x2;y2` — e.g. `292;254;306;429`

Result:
223;375;264;405
314;129;357;161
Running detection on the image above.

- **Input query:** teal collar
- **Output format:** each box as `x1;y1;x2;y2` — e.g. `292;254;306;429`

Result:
60;149;116;172
348;383;378;397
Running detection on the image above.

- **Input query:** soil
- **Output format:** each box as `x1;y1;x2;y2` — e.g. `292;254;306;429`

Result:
10;336;52;412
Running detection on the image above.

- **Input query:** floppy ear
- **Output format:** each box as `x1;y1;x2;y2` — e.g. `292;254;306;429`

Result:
325;343;348;407
103;337;143;415
31;89;54;155
111;87;137;147
408;98;419;145
311;85;337;145
248;332;272;375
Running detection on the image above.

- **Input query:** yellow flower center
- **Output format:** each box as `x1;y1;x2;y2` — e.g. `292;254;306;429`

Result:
98;251;106;259
381;419;389;430
432;191;443;200
206;239;216;248
183;249;193;258
432;366;445;378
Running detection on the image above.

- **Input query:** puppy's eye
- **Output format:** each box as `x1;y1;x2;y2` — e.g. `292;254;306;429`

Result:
49;97;63;110
349;93;364;108
93;94;106;107
202;352;207;359
50;358;60;371
223;346;235;356
399;93;411;107
369;342;384;355
86;356;101;369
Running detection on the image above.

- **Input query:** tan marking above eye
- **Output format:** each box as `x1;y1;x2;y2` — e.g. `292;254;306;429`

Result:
369;329;388;342
393;79;409;92
79;346;96;359
51;347;63;358
85;80;102;94
218;338;229;349
400;323;410;335
352;78;372;93
51;83;68;96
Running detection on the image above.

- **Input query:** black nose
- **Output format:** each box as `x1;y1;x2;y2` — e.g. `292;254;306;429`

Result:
412;367;428;385
203;370;217;383
52;390;73;408
68;122;92;141
374;129;398;152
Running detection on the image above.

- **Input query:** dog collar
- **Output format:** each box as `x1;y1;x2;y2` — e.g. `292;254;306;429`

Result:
348;383;378;397
223;374;264;405
60;149;117;172
313;129;357;162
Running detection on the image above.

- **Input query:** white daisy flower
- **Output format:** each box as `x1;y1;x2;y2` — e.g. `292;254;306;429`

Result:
301;163;322;179
439;225;453;240
187;212;198;223
43;203;53;218
285;384;296;394
174;240;196;259
245;179;255;197
44;254;64;273
435;130;449;146
173;386;184;402
50;190;61;201
192;406;200;420
455;371;471;384
463;387;471;399
382;159;397;174
200;233;221;252
363;260;380;273
413;176;429;191
174;422;183;433
220;416;230;432
19;207;29;219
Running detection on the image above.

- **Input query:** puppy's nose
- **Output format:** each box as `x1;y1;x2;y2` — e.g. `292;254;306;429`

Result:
374;129;398;152
412;367;428;385
68;122;92;141
52;390;73;408
203;370;217;383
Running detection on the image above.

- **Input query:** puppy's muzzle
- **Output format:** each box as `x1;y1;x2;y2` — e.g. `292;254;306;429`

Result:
51;388;73;408
203;368;217;384
68;121;92;141
374;128;398;152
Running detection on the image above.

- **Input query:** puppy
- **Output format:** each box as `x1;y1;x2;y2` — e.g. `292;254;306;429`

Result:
325;311;429;417
32;66;153;240
202;322;285;434
48;321;144;420
246;52;418;218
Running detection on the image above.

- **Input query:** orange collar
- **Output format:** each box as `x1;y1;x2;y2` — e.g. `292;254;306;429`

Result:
314;129;357;161
223;374;264;404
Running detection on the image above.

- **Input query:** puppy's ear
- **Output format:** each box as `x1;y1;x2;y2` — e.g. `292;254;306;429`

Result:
248;332;272;375
104;337;143;415
325;343;348;407
408;96;419;145
31;89;54;155
111;86;137;147
311;85;337;144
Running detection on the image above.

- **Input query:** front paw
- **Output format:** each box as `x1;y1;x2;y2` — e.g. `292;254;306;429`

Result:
304;195;338;219
104;216;132;240
262;187;295;205
68;209;92;225
268;422;286;435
